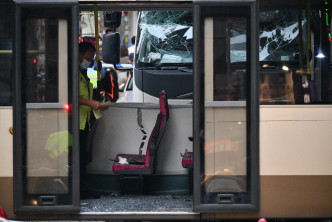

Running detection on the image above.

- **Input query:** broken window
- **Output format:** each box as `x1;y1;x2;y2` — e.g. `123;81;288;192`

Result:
259;10;306;62
136;11;193;68
259;8;332;104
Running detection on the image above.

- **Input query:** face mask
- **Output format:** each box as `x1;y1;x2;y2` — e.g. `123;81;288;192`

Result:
80;59;90;70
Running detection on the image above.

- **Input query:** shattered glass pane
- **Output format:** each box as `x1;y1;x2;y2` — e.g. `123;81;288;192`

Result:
136;11;192;68
229;19;247;63
258;9;332;105
259;10;307;62
232;10;313;63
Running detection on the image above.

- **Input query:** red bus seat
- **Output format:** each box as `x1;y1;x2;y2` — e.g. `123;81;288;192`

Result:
181;149;193;169
112;90;169;175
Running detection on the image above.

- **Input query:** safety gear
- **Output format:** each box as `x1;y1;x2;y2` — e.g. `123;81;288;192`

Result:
79;71;93;130
101;69;119;102
45;130;72;158
80;59;91;70
87;69;98;88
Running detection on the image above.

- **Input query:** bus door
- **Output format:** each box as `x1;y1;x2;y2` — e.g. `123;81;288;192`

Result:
14;0;80;213
193;0;259;212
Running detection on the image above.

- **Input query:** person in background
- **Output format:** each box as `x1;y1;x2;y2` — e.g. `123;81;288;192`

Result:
125;52;135;87
128;52;134;64
128;36;135;55
79;41;108;198
120;44;129;64
118;45;129;89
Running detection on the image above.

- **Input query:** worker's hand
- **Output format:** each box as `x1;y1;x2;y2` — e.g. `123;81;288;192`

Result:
80;97;109;111
90;100;104;110
99;104;109;111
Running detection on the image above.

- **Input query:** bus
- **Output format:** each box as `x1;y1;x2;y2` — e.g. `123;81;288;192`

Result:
1;0;332;220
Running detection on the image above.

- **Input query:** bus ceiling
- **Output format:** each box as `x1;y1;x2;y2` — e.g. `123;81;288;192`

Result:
260;0;325;10
78;0;323;18
78;1;192;11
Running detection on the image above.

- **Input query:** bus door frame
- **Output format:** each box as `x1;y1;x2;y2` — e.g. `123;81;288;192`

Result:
13;0;80;214
193;0;260;212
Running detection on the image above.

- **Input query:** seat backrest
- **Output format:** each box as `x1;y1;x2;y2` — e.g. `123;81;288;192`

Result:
144;91;169;172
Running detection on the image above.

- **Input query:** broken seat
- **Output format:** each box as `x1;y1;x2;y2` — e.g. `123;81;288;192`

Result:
112;90;169;175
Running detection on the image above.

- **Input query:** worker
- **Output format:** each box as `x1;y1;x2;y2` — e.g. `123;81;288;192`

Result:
79;41;108;198
128;36;135;55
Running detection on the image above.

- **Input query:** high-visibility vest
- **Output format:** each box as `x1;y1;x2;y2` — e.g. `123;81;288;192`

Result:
79;70;93;130
87;68;98;88
45;130;72;158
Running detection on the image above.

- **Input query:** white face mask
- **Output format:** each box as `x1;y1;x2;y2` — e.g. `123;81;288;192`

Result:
80;59;90;70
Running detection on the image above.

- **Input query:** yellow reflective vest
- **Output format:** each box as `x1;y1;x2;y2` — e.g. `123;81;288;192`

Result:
87;68;98;88
79;70;93;130
45;130;72;158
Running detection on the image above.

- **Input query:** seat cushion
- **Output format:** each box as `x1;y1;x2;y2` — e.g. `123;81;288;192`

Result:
113;162;147;174
112;154;147;174
115;154;146;164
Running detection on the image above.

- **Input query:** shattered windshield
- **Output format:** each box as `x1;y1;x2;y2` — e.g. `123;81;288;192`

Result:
136;11;193;68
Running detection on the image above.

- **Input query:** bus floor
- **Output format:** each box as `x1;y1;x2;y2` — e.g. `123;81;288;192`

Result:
80;193;193;212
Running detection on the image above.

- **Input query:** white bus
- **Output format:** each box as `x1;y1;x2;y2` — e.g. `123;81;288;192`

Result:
0;0;332;220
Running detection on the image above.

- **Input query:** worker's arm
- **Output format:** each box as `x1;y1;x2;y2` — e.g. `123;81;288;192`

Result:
79;97;108;111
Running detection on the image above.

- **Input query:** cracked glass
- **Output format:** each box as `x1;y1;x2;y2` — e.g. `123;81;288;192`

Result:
259;6;332;104
136;11;193;68
259;10;304;62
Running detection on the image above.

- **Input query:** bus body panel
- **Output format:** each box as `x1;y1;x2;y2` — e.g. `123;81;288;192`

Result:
0;107;13;177
1;104;332;220
260;105;332;176
0;107;14;219
258;105;332;218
